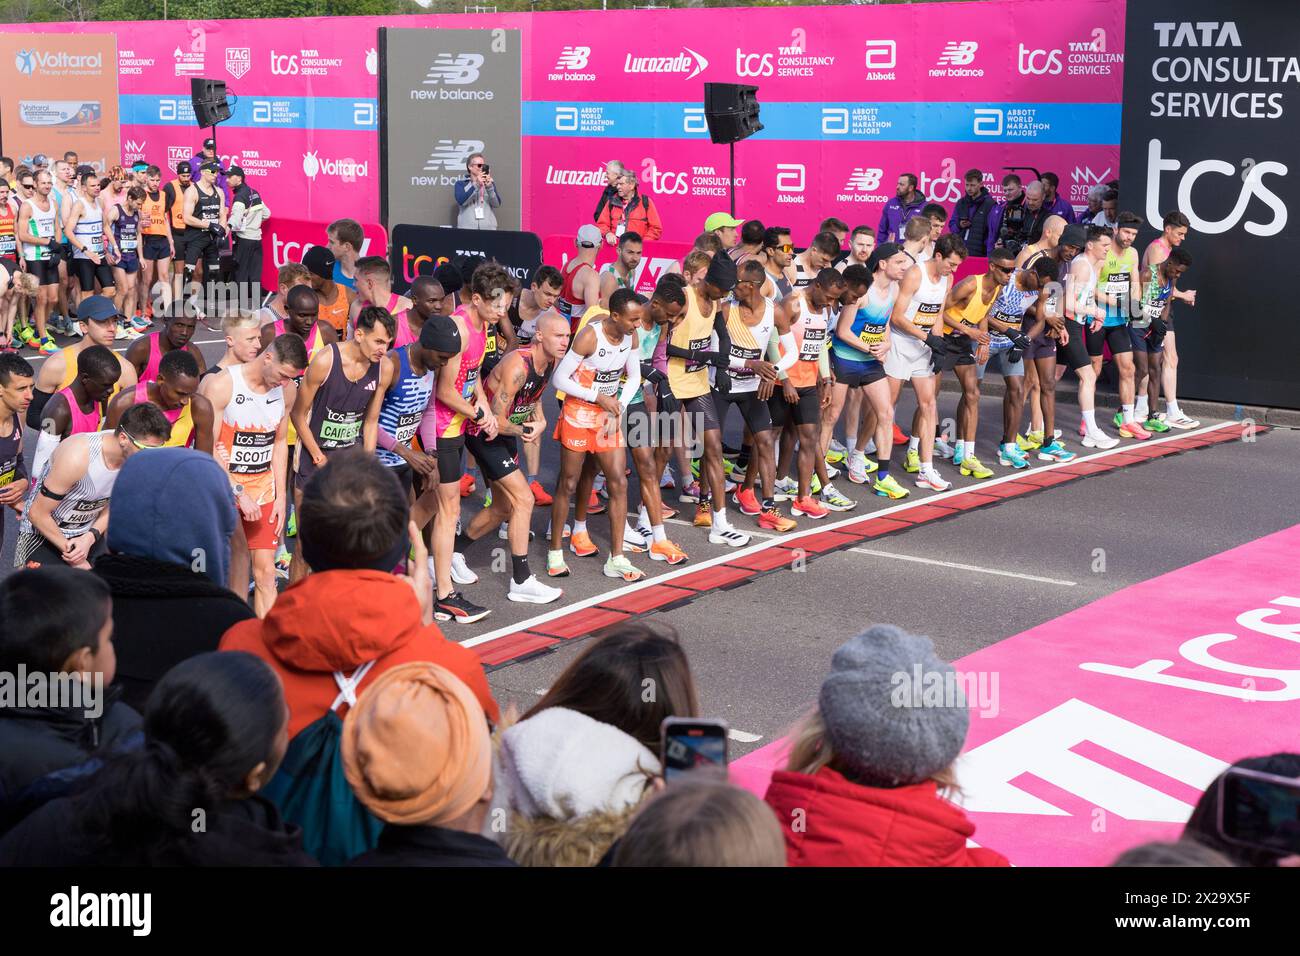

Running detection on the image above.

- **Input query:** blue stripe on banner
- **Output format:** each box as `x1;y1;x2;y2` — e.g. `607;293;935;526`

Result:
524;101;1122;145
121;94;379;131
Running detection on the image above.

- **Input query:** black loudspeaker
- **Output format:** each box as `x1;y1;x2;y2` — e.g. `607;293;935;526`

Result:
703;83;763;145
190;78;231;128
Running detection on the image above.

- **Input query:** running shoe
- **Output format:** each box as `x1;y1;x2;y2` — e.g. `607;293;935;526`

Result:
809;474;822;496
892;423;907;445
952;443;965;468
1018;431;1044;451
649;539;689;564
529;480;553;505
588;489;606;514
873;474;910;499
959;455;994;480
623;522;649;553
435;591;491;625
722;442;742;460
593;474;608;499
1112;411;1125;429
1165;412;1200;430
933;437;956;459
482;489;492;510
824;463;840;481
903;449;921;473
546;551;570;578
708;524;751;547
497;522;535;541
679;480;701;504
825;447;847;466
828;437;848;458
758;508;797;533
117;321;143;341
998;444;1029;469
819;483;856;512
660;466;675;490
659;504;678;521
1082;431;1120;449
846;453;878;485
546;521;572;540
1143;416;1171;433
693;502;712;528
450;551;479;586
459;474;476;498
790;495;829;519
508;575;563;605
286;507;297;538
37;337;58;355
915;467;951;492
130;313;151;333
772;477;797;501
722;458;743;482
1119;421;1152;440
16;325;38;348
1037;440;1077;462
689;458;701;480
732;487;761;516
274;545;292;579
569;530;599;558
604;554;645;581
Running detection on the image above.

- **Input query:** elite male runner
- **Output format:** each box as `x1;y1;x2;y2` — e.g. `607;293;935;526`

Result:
1096;211;1149;440
106;349;214;452
0;353;35;553
1061;225;1119;449
1139;211;1199;430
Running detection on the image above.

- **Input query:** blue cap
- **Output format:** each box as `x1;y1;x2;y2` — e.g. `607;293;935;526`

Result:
78;295;119;324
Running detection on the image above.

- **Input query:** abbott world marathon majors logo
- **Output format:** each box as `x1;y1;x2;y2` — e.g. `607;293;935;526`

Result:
1018;27;1122;76
735;29;836;78
14;49;104;77
549;46;595;82
414;53;493;100
624;47;708;80
412;139;484;188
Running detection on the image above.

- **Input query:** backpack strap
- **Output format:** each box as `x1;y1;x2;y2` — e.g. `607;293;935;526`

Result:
330;661;377;712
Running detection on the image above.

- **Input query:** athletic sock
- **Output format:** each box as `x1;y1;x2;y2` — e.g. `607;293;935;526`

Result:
511;554;530;585
876;457;890;481
1135;396;1149;419
761;497;775;509
1122;404;1135;424
737;443;751;469
638;505;651;528
1167;400;1182;418
846;437;857;454
454;531;475;553
526;471;537;483
573;519;587;535
962;440;974;458
1083;410;1098;433
651;524;667;543
712;506;728;528
907;436;920;454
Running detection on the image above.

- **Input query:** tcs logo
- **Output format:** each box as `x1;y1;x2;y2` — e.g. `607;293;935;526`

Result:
1017;43;1062;75
736;52;773;77
1146;139;1287;238
271;50;299;75
640;158;688;196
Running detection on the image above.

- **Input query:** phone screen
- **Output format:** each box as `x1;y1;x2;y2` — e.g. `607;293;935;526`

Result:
1220;771;1300;854
662;721;728;781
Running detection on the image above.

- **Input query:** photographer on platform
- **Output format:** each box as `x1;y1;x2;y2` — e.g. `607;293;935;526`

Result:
455;152;501;231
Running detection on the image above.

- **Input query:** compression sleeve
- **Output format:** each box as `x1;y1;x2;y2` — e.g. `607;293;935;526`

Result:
550;347;599;403
414;387;439;453
30;429;60;483
774;333;798;374
376;427;397;451
818;337;831;378
25;389;52;431
617;349;641;409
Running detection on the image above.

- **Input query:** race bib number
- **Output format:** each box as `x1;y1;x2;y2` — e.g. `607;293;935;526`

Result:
0;462;15;487
319;409;363;447
684;335;710;374
799;326;827;362
229;430;274;474
88;233;103;254
122;237;138;252
1143;300;1165;321
62;496;108;531
858;324;886;346
593;367;622;396
1105;275;1129;296
394;411;422;445
914;303;940;329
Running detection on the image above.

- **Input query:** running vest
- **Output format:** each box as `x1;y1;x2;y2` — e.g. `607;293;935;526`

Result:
272;319;326;446
20;431;119;541
792;256;815;290
140;332;168;385
666;285;715;400
433;306;488;439
1069;257;1099;324
141;190;169;236
781;292;830;389
194;184;221;226
0;411;22;490
1134;264;1172;330
56;384;102;436
57;346;131;393
988;277;1040;349
133;380;195;448
601;263;633;292
384;293;419;349
71;197;105;259
945;273;998;333
628;322;661;406
166;180;189;230
832;282;895;361
215;364;284;505
481;346;550;428
112;207;140;264
561;319;633;430
765;266;793;302
508;295;539;344
1099;245;1139;326
904;263;949;331
318;282;349;335
376;345;434;468
22;197;57;261
558;259;594;328
715;299;775;394
0;201;16;259
300;344;380;477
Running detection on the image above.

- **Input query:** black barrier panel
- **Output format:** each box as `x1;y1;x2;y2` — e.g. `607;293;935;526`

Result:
388;224;543;294
1120;4;1300;410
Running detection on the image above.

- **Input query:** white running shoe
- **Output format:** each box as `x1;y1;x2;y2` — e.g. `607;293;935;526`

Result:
772;476;798;501
933;437;956;459
1165;413;1200;430
508;575;563;605
828;438;848;457
497;521;535;541
623;521;649;553
1081;432;1120;450
450;551;479;585
708;525;750;548
915;467;951;492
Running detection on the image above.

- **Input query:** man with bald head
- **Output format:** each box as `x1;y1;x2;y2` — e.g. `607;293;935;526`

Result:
1018;181;1051;248
1016;214;1066;269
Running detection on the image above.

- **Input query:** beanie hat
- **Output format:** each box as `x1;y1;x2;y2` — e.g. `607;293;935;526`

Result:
818;624;969;787
342;662;492;826
704;251;737;292
301;244;336;281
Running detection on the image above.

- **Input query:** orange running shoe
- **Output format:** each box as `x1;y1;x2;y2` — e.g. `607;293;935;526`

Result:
529;480;553;505
649;539;689;565
569;530;599;557
732;487;761;516
693;502;711;527
588;489;606;515
758;508;797;533
790;495;829;519
892;423;907;445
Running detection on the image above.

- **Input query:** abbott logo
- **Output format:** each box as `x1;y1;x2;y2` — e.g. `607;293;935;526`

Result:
555;46;590;70
864;40;896;69
1146;139;1287;237
973;108;1004;136
937;41;978;66
845;168;883;192
682;107;707;134
1018;43;1062;75
424;139;485;172
776;164;805;193
423;53;484;85
353;102;376;127
555;106;578;132
252;100;272;124
822;108;849;135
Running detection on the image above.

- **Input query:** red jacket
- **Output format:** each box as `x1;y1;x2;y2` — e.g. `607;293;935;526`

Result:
220;570;499;739
764;767;1009;867
595;192;663;242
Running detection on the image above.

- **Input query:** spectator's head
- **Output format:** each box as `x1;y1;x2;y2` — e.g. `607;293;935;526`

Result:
0;352;35;417
603;159;627;186
704;212;743;249
740;219;766;248
964;168;984;199
465;151;487;178
805;231;841;271
146;164;161;190
849;225;875;263
1162;210;1191;245
0;567;114;681
200;136;216;157
523;622;699;753
226;165;244;189
616;230;643;272
77;344;122;404
1111;840;1235;867
528;263;563;311
1101;188;1119;220
762;226;793;267
1040;171;1061;202
1184;755;1300;867
615;172;638;201
903;216;931;245
326;218;364;262
343;662;493;833
107;447;237;585
1024;180;1044;212
788;624;970;792
921;203;947;240
613;777;787;867
1086;185;1106;215
896;172;919;201
299;448;408;574
818;217;849;246
1002;173;1023;202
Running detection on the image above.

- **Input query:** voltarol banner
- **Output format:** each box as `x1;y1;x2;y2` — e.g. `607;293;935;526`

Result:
1120;3;1298;409
388;224;541;294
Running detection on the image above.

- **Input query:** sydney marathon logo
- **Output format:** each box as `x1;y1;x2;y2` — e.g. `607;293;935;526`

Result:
624;47;708;79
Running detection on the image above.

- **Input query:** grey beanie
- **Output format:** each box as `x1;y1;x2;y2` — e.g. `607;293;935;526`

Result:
818;624;970;787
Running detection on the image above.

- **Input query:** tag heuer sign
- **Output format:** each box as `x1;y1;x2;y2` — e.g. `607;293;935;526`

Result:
226;47;251;80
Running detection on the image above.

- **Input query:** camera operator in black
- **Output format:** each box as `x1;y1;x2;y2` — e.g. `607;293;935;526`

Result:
988;174;1029;253
181;162;228;315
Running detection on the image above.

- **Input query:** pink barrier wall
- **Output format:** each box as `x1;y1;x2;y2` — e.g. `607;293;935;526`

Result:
260;217;387;293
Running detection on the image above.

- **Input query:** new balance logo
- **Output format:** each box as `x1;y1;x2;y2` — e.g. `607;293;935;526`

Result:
937;41;978;66
555;46;590;70
424;139;485;171
422;53;484;85
845;168;883;192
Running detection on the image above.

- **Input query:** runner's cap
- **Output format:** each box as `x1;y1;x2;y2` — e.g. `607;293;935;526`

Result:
576;224;601;248
704;212;743;232
420;313;462;354
79;295;120;324
302;245;336;280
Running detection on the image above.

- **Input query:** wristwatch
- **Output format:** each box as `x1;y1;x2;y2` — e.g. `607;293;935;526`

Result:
473;407;486;422
233;483;245;498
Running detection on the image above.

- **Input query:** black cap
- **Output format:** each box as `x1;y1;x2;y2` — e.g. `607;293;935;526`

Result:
200;161;220;174
302;245;336;281
1060;223;1088;249
176;161;192;174
704;252;737;292
866;242;903;273
419;313;462;354
202;138;216;149
226;165;245;179
432;262;463;295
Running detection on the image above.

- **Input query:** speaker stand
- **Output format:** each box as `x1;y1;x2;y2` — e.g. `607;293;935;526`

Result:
729;141;736;218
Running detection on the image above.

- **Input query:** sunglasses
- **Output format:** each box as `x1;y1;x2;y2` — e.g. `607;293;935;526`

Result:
770;243;794;253
19;182;34;189
121;430;161;451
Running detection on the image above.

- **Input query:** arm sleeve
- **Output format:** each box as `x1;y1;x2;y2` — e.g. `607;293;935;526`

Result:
25;389;53;431
617;350;641;408
550;347;598;403
376;426;397;451
415;388;439;454
773;333;798;374
818;338;831;378
30;429;61;484
713;309;743;368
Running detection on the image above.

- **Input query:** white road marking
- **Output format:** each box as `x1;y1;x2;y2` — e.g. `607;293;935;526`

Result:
728;729;763;744
461;420;1237;651
847;547;1077;586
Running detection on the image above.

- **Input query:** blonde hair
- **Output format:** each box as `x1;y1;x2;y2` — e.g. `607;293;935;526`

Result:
613;775;786;867
222;313;260;333
277;262;311;289
785;706;961;798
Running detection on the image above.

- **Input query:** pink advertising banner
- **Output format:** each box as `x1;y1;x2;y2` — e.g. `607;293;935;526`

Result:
541;234;693;297
260;216;387;293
